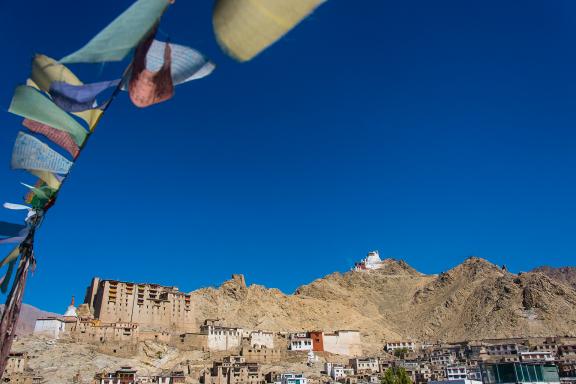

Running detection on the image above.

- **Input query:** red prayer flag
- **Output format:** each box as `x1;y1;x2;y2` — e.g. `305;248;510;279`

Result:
129;28;174;108
22;119;80;158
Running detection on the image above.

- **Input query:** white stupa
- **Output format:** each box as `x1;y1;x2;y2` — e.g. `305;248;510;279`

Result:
63;296;78;320
307;350;318;365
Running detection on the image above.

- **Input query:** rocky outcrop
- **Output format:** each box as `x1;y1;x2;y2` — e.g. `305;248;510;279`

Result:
531;266;576;290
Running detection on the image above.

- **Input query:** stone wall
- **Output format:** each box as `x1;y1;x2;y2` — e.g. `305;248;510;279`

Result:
323;331;362;356
139;330;172;344
93;341;139;358
207;328;242;351
249;331;274;349
240;346;284;363
70;321;139;344
170;333;209;351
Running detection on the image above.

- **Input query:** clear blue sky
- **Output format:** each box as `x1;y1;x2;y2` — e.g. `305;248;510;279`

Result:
1;0;575;313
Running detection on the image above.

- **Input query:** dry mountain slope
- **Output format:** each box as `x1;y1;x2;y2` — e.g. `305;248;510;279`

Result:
406;258;576;340
0;303;60;335
531;266;576;290
188;258;576;349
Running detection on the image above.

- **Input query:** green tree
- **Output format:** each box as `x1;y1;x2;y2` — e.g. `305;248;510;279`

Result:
381;367;412;384
393;347;409;359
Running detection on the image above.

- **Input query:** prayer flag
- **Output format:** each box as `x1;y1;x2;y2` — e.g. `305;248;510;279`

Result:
11;132;73;175
60;0;171;63
23;119;80;158
0;222;26;239
9;86;87;146
213;0;327;62
0;247;19;269
28;170;62;190
49;79;120;113
128;30;174;107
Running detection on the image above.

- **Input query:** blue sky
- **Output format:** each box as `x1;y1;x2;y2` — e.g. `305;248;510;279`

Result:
1;0;575;313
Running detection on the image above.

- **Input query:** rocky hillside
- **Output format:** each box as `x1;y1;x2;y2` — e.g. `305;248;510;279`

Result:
531;266;576;290
187;258;576;351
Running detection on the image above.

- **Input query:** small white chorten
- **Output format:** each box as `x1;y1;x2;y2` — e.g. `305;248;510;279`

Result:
307;350;317;364
63;296;78;319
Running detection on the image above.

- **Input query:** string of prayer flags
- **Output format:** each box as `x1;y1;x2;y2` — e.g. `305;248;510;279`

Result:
49;79;120;113
213;0;327;62
9;86;87;146
23;119;80;158
60;0;171;63
0;0;328;377
11;132;73;175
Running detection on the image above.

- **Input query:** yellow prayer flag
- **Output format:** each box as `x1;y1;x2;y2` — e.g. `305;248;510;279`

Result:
31;54;82;93
28;170;62;190
73;109;104;131
213;0;326;62
30;54;105;129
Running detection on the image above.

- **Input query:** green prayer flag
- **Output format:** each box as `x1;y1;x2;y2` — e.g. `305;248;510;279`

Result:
9;86;87;146
60;0;170;63
22;183;56;209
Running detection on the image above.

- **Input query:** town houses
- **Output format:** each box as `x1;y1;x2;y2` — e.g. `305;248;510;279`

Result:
21;306;576;384
13;275;576;384
2;352;42;384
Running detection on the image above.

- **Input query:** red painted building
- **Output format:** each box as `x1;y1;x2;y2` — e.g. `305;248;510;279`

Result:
309;331;324;352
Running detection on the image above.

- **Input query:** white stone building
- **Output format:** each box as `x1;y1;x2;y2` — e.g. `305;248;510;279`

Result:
446;365;468;380
289;333;313;351
249;330;274;349
430;380;482;384
430;350;456;366
519;351;555;362
199;320;274;351
485;343;529;356
386;341;416;352
280;373;308;384
350;358;380;374
325;364;354;380
201;323;243;351
33;297;78;339
33;318;66;339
